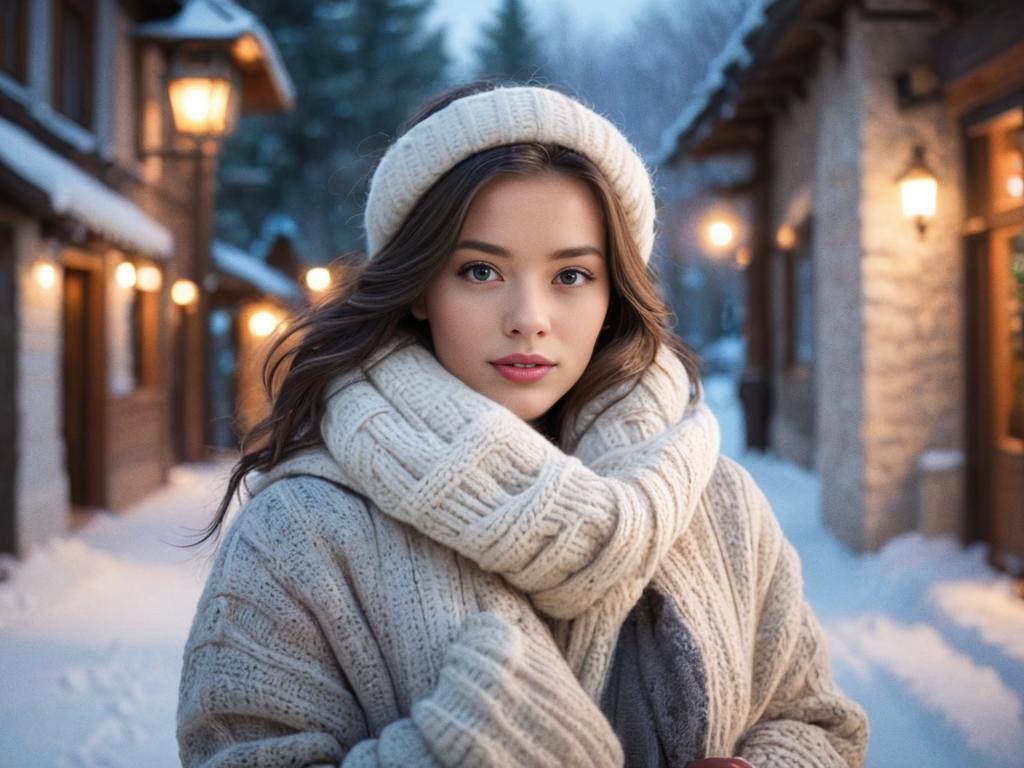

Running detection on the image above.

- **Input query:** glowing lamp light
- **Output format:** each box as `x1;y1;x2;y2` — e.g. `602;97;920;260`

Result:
164;46;239;137
115;261;137;289
248;309;280;338
735;246;752;270
707;220;735;249
137;265;163;292
168;76;234;136
305;267;331;292
898;145;938;238
231;34;262;64
171;278;198;306
776;225;797;251
34;261;56;289
1008;174;1024;199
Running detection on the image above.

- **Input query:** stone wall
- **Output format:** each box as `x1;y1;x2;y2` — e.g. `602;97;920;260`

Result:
10;219;68;555
854;13;965;549
813;9;869;550
769;42;828;471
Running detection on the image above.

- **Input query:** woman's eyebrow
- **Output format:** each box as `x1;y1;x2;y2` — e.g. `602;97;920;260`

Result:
454;239;603;260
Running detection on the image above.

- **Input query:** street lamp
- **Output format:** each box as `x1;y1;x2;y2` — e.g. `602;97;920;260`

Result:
167;48;240;137
136;0;295;461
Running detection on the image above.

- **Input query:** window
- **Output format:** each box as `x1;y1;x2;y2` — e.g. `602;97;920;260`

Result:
135;44;167;162
0;0;28;83
784;221;814;369
991;123;1024;214
1005;230;1024;441
53;0;95;129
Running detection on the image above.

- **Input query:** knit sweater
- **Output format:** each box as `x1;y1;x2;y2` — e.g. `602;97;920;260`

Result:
177;341;868;767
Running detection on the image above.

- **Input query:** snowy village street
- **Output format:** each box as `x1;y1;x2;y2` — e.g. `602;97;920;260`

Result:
1;380;1022;768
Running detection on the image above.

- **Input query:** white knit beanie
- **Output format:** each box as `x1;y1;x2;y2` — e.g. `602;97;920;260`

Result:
364;86;656;263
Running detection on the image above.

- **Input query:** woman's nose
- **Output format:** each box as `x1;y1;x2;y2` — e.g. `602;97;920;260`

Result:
503;284;551;337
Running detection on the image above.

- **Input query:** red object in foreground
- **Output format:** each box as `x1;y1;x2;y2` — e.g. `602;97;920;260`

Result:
686;759;754;768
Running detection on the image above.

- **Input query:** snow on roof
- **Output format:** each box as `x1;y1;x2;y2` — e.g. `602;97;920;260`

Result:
212;239;301;302
656;0;780;165
251;213;300;262
0;117;173;258
136;0;295;111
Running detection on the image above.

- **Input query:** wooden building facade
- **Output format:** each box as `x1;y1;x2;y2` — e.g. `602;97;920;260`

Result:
662;0;1024;571
0;0;293;556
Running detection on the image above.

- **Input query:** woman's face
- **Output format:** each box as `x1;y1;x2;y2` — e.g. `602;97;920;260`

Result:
412;172;610;421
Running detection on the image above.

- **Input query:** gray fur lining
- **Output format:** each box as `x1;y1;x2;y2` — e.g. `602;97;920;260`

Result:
599;586;709;767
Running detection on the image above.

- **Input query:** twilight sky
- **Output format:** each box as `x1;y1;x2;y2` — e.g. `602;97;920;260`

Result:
428;0;645;72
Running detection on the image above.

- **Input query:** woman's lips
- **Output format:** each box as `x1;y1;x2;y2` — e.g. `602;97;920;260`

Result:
490;362;554;383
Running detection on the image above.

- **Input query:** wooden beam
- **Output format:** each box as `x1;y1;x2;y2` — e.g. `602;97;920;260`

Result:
944;40;1024;117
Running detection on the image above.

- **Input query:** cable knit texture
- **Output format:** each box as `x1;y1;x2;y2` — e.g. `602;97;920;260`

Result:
363;86;656;263
177;340;868;767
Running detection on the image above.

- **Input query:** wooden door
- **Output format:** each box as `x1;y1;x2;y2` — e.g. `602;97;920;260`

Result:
988;224;1024;574
63;268;91;505
963;103;1024;575
0;224;15;554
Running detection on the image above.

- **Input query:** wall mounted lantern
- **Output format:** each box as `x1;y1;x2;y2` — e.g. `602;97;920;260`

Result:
115;261;138;289
304;267;331;293
171;278;198;307
707;219;735;250
33;260;56;290
898;145;938;238
137;265;163;292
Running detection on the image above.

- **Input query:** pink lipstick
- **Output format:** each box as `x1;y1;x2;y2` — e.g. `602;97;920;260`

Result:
490;353;555;383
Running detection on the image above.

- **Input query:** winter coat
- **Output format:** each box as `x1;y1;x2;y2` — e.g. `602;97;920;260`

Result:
176;340;868;767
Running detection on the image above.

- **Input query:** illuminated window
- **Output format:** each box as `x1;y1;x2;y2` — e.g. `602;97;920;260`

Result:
1007;231;1024;441
992;121;1024;214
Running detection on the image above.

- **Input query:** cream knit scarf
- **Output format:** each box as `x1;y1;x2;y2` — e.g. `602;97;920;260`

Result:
315;338;721;697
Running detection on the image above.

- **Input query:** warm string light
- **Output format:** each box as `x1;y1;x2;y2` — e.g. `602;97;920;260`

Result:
305;267;331;292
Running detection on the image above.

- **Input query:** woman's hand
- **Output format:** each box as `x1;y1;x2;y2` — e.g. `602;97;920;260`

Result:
411;612;624;768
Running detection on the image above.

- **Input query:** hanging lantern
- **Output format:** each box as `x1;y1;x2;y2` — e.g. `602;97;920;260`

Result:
166;48;240;137
898;145;938;238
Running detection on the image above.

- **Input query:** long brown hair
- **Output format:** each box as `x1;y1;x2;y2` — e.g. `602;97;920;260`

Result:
192;81;701;546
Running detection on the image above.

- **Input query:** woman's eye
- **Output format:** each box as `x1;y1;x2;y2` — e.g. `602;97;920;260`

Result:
556;269;590;286
461;263;498;282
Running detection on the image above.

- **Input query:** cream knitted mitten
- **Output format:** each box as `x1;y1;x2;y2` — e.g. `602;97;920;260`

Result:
410;613;623;768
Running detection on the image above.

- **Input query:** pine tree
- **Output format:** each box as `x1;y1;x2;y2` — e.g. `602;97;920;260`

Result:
216;0;450;262
474;0;545;83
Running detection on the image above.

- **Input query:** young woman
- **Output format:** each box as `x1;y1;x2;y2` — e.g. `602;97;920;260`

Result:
177;83;868;768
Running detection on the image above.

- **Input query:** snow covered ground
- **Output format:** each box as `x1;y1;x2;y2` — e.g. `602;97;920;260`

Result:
1;377;1022;767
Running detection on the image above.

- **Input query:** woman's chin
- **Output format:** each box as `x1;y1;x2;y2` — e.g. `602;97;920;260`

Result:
491;391;557;422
